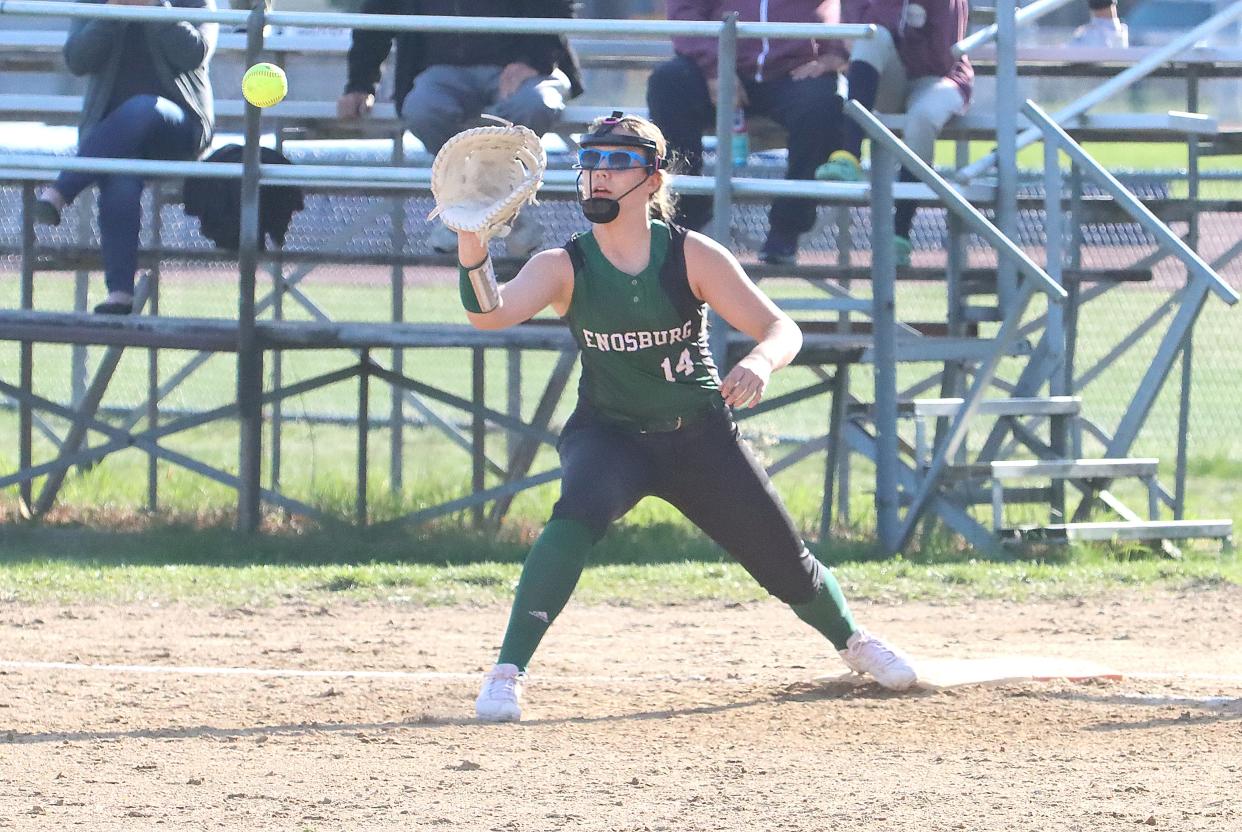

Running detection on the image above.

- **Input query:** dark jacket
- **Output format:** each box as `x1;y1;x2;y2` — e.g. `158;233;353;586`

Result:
182;145;305;251
841;0;973;102
344;0;584;115
63;0;216;154
667;0;848;83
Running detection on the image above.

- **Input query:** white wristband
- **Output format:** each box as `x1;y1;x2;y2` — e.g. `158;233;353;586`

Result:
465;256;500;314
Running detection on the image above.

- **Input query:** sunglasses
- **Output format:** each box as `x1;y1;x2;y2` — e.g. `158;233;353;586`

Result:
575;148;653;171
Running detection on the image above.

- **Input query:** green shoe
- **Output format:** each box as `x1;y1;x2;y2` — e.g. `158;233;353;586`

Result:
815;150;863;182
894;235;913;268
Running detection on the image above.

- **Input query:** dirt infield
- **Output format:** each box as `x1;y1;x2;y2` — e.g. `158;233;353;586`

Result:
1;587;1239;831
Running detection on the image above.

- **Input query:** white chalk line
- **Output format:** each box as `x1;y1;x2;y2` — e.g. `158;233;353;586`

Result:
3;659;1242;695
0;659;710;686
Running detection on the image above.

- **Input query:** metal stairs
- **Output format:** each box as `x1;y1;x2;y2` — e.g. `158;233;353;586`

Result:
910;396;1234;549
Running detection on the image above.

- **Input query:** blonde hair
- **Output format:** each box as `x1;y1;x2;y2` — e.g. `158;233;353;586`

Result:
585;113;679;223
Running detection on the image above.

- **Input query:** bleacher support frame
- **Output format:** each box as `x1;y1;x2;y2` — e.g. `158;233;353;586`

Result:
0;0;1237;551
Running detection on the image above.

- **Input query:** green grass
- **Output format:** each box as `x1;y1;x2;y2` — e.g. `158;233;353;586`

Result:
3;150;1242;600
936;140;1242;175
0;518;1236;606
5;269;1242;532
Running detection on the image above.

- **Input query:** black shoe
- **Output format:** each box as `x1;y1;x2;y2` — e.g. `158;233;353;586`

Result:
32;198;62;227
759;229;798;266
93;300;133;315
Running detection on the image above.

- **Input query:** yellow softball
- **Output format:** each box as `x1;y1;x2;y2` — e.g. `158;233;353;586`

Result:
242;62;288;108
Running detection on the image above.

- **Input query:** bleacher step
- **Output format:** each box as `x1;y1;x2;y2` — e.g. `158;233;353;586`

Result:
963;305;1003;323
912;396;1081;419
1001;520;1233;544
946;458;1160;481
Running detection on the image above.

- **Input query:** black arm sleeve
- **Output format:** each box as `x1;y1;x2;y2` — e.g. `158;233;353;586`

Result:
513;0;574;75
344;0;405;95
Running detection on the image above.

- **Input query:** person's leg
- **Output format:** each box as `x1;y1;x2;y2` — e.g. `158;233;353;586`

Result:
401;65;489;155
403;66;492;251
654;411;857;649
838;26;902;160
487;69;572;256
86;98;198;310
818;27;905;182
489;69;571;136
894;78;965;249
477;415;655;721
494;416;656;672
646;55;715;231
96;174;145;301
656;412;916;689
747;74;842;256
42;95;196;220
893;165;918;266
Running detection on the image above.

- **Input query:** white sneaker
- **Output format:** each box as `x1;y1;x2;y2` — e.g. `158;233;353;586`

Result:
839;630;918;691
503;211;543;259
475;663;524;722
429;221;458;254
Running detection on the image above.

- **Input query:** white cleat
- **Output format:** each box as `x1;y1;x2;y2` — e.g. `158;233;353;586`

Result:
475;663;525;722
839;629;918;691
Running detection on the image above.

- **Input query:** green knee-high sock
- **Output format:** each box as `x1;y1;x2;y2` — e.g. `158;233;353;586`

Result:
790;570;858;651
496;518;597;671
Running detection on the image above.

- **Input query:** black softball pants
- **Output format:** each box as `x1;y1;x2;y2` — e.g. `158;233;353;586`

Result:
550;405;825;605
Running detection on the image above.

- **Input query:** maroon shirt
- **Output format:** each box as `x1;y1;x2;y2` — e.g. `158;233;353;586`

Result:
667;0;849;83
841;0;973;103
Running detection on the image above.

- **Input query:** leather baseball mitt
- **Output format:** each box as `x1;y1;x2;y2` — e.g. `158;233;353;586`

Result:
427;118;547;244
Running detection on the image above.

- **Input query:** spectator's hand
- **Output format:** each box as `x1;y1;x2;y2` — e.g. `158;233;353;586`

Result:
790;53;847;80
707;76;749;108
498;62;540;101
720;354;772;409
337;91;375;120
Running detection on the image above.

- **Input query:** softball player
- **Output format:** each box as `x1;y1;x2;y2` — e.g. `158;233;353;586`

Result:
457;112;916;722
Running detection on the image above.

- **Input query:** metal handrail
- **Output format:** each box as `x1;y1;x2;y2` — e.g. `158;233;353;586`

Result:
1022;101;1239;307
0;0;877;533
952;0;1076;58
0;152;935;201
844;102;1065;302
845;99;1063;553
0;0;877;41
958;0;1242;181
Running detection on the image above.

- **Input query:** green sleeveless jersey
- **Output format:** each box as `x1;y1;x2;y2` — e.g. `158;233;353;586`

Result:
564;221;721;428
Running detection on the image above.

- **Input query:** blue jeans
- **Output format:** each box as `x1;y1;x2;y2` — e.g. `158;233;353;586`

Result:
401;65;570;154
647;55;842;237
55;95;200;294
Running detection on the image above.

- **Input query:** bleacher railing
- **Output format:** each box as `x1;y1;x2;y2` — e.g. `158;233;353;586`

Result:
0;0;887;532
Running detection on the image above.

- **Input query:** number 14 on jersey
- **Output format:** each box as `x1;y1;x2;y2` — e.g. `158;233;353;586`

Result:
660;348;694;382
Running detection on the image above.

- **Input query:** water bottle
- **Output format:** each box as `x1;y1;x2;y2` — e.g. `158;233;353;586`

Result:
731;111;749;170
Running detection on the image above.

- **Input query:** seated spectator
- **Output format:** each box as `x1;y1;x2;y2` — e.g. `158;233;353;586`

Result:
816;0;972;267
647;0;848;266
33;0;217;315
338;0;583;257
1069;0;1129;48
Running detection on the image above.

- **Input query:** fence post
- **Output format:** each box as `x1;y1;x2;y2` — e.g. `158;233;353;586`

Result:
994;0;1019;313
18;184;35;517
870;140;900;552
236;2;267;532
708;12;740;372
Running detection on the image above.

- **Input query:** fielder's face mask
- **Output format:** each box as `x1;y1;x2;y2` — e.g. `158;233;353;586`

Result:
576;111;667;224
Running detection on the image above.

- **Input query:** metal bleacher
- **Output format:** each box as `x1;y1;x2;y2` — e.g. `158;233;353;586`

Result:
1;2;1238;551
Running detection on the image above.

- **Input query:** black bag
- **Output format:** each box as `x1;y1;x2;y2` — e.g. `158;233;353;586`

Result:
182;144;305;251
